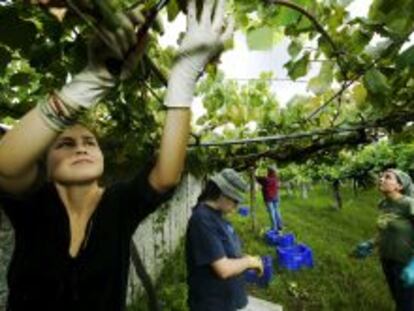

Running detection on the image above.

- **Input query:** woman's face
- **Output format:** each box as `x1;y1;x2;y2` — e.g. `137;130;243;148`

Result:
378;170;403;195
46;125;104;185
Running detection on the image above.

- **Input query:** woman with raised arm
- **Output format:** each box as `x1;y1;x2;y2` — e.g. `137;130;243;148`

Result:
0;0;233;310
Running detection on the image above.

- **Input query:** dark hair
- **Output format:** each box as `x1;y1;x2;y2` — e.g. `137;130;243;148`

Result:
197;181;222;203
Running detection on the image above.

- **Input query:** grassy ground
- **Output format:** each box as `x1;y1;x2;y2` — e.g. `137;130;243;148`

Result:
130;185;394;311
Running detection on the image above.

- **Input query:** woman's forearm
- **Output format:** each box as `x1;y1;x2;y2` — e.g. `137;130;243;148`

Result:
149;108;191;192
0;106;58;178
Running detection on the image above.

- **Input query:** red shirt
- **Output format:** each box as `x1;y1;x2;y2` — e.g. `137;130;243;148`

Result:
256;172;279;201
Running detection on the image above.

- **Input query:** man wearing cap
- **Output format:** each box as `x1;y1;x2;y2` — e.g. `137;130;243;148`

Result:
354;169;414;310
185;168;264;311
255;165;282;232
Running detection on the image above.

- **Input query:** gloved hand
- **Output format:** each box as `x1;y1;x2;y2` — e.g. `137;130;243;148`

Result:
246;255;264;277
58;5;147;105
377;213;399;230
352;240;374;259
164;0;234;108
38;6;149;131
401;258;414;287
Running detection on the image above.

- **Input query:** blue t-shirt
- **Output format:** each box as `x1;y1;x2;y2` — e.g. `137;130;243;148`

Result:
185;203;247;311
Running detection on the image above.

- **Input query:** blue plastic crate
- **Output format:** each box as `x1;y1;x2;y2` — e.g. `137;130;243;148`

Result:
276;244;314;270
257;255;273;287
276;246;302;271
264;229;279;246
275;233;295;248
244;269;258;283
244;256;274;287
299;244;314;268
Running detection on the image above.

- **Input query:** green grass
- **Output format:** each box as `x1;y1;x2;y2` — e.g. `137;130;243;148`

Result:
130;185;394;311
232;185;393;310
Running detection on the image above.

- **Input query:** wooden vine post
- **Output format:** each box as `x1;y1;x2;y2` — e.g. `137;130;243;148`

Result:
249;168;258;233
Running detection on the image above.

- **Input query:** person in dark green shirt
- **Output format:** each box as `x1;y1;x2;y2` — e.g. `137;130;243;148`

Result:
355;169;414;311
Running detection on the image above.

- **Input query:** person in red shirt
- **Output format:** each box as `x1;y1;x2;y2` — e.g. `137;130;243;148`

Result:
255;165;282;232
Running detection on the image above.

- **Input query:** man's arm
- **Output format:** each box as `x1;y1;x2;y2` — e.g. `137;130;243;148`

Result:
255;176;266;185
211;255;263;279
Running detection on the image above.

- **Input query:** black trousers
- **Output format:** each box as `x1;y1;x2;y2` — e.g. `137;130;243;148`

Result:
381;258;414;311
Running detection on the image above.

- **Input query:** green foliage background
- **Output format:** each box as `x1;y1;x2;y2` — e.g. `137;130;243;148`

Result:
130;185;393;310
0;1;413;309
0;0;413;179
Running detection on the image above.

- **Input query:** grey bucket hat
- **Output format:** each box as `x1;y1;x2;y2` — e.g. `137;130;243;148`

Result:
210;168;248;203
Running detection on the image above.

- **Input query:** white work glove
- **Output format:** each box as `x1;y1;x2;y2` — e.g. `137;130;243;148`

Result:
57;6;147;110
38;6;150;131
164;0;234;108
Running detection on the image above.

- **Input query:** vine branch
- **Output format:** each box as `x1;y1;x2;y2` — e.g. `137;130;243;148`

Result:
189;109;414;148
305;27;414;121
266;0;338;53
235;130;370;168
266;0;348;79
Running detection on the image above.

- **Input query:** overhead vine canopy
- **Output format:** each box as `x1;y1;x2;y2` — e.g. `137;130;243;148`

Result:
0;0;413;177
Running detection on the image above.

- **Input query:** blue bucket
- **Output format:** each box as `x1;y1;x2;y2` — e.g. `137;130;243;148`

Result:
299;244;314;268
276;246;302;271
264;229;279;246
275;233;295;247
257;255;273;287
244;256;274;287
276;244;314;270
238;206;250;217
244;269;258;283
